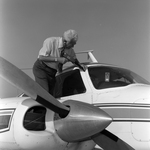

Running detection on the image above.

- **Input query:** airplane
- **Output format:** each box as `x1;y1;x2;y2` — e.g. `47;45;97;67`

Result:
0;50;150;150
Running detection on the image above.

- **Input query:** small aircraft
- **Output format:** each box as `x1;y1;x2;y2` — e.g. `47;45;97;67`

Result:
0;50;150;150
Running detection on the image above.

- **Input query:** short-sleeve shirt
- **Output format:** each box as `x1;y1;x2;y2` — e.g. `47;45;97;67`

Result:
38;37;76;70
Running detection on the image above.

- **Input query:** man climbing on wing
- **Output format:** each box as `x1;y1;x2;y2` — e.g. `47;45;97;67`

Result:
33;29;84;95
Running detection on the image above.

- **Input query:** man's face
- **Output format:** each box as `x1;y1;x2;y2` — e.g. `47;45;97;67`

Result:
64;39;77;49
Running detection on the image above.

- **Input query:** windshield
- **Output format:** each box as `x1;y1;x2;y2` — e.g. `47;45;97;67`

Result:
121;69;150;84
88;66;150;89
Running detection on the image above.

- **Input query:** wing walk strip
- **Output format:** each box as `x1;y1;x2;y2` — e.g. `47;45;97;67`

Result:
94;103;150;122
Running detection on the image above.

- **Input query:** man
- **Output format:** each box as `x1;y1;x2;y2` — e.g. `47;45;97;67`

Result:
33;29;79;94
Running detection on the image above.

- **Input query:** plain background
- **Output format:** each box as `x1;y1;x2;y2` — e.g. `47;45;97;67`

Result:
0;0;150;98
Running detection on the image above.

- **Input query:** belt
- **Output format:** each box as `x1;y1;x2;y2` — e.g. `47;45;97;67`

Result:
37;59;57;72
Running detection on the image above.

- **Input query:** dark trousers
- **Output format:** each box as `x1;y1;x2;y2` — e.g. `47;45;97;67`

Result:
33;59;57;95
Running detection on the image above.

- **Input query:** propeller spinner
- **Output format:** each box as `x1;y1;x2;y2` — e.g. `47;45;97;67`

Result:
54;100;112;142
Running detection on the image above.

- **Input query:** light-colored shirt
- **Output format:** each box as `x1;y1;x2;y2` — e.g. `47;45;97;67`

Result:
38;37;76;70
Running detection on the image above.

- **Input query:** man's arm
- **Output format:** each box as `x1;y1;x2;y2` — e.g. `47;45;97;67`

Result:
38;55;67;64
62;53;86;71
38;37;67;64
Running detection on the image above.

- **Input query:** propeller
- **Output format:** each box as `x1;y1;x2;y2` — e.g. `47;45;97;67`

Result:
0;56;135;150
0;56;112;138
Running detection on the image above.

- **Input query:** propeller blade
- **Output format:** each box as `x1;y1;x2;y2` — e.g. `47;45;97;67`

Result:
0;56;69;116
92;129;135;150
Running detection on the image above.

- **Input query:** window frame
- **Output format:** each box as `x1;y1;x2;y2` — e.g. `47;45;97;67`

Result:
54;69;86;98
23;106;46;131
88;66;134;90
0;109;15;133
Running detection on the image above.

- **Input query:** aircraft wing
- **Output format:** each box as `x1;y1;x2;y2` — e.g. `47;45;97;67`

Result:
0;56;135;150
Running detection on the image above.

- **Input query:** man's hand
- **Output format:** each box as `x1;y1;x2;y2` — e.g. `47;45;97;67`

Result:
62;53;86;71
81;64;86;71
63;52;75;63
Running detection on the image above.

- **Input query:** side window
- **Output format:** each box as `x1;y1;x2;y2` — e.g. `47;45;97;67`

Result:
0;109;14;133
89;67;131;89
23;106;46;131
54;70;86;98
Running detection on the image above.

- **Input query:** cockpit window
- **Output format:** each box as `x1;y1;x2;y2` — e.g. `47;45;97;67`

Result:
0;109;14;133
54;69;86;98
88;66;150;89
23;106;46;131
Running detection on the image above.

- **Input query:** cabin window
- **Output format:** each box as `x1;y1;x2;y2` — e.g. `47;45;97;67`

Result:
88;66;133;89
0;109;14;133
54;69;86;98
23;106;46;131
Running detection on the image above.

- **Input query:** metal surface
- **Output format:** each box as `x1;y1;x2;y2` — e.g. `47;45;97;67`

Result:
54;100;112;142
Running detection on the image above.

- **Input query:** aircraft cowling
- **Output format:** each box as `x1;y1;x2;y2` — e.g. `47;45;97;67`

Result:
54;100;112;142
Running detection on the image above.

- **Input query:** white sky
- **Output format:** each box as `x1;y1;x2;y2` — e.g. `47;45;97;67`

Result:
0;0;150;98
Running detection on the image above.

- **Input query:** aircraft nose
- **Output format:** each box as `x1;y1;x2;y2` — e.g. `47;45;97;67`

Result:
54;100;112;142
